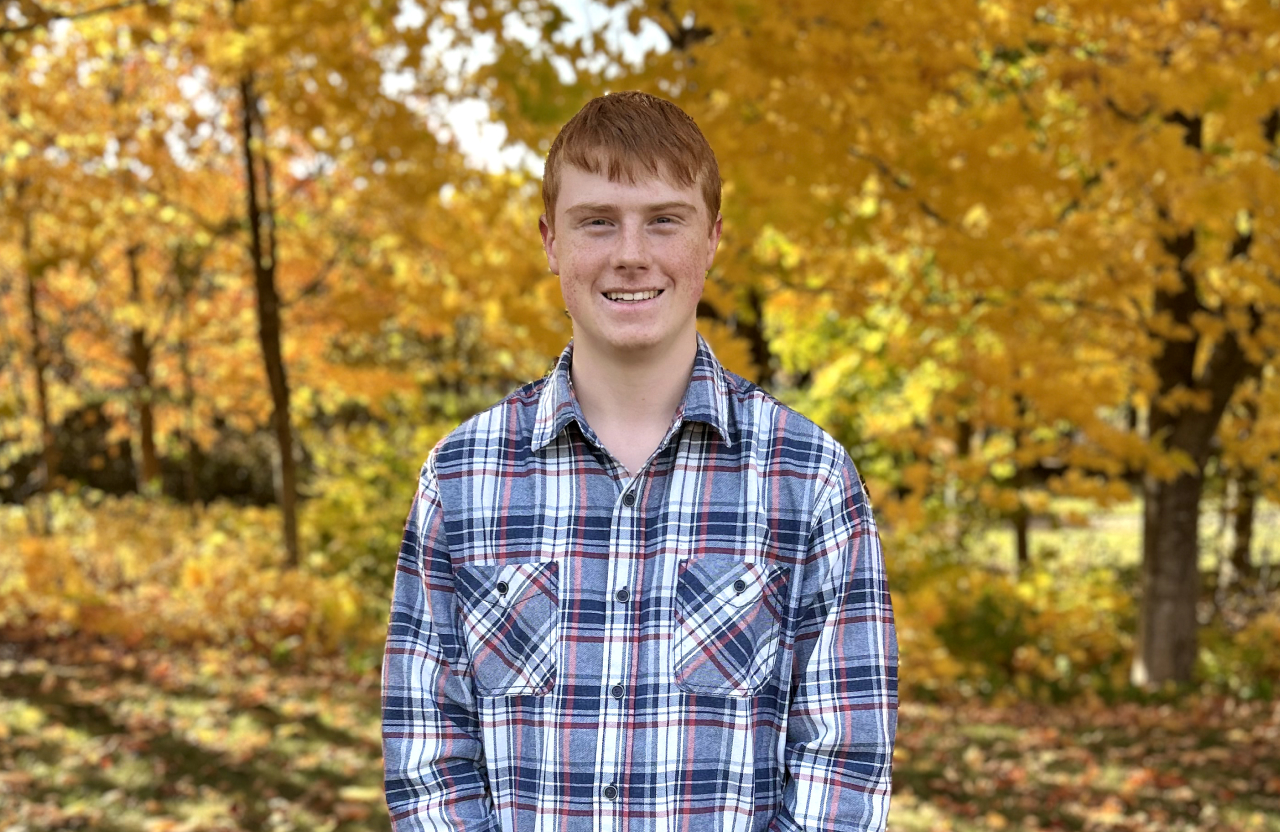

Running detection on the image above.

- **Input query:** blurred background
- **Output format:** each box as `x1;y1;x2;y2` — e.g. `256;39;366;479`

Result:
2;0;1278;829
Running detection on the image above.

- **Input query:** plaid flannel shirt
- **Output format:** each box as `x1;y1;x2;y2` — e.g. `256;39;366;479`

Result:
383;335;898;832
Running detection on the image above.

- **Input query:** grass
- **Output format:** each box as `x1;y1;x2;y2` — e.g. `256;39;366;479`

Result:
891;698;1280;832
0;641;384;832
2;638;1277;832
969;499;1280;574
1;496;1276;830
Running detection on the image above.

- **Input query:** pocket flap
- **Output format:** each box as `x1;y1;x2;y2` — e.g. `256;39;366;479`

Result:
676;557;789;618
455;560;559;696
673;556;791;697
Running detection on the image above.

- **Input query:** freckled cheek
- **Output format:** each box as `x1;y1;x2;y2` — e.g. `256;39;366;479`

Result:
559;245;609;281
560;263;606;307
664;246;710;285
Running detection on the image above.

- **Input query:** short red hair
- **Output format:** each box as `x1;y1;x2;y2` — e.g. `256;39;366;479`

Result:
542;91;721;229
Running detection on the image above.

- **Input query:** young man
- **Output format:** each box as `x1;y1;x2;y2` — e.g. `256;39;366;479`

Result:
382;91;898;832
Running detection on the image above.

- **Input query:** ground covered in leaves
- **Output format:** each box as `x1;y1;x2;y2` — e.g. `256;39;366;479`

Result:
2;638;1277;832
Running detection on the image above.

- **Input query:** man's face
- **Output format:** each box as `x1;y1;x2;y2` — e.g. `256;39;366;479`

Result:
540;164;722;361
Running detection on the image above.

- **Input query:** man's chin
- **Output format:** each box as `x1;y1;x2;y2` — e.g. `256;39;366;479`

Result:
575;329;667;358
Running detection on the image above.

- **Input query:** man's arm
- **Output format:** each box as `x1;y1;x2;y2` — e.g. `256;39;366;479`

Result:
382;457;498;832
771;457;898;832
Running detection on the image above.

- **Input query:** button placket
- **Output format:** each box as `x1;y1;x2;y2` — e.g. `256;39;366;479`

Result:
611;485;637;614
598;474;642;819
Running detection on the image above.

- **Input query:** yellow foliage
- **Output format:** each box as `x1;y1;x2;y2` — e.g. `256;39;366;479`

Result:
891;562;1136;702
0;499;384;661
697;319;758;382
3;0;1280;706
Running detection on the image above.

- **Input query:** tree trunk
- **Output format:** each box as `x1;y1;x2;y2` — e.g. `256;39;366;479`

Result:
741;286;774;388
1009;405;1031;575
126;244;161;492
170;244;204;512
1134;469;1204;686
1013;508;1030;574
1133;226;1259;687
238;70;299;566
178;312;201;509
1231;468;1257;581
21;205;57;533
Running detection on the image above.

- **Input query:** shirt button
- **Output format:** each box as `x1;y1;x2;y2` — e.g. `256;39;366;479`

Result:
622;493;636;507
496;581;509;596
610;684;624;700
614;587;630;603
603;784;618;800
733;579;747;594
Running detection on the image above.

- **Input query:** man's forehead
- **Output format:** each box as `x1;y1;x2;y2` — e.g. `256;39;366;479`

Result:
558;162;702;205
564;155;696;190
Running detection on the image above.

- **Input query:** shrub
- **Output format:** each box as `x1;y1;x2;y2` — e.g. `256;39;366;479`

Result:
301;422;448;596
893;564;1136;703
0;496;383;667
4;491;1274;701
1198;605;1280;699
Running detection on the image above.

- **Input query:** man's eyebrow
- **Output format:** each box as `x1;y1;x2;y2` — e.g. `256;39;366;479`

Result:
564;202;619;215
564;200;699;215
645;201;698;214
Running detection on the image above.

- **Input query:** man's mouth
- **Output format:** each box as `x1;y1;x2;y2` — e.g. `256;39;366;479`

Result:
603;290;662;303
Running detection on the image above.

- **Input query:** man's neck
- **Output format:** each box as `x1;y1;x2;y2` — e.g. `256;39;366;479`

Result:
569;334;698;475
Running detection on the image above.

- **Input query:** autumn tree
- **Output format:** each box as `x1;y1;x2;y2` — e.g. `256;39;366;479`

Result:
476;0;1280;685
4;7;248;512
7;0;1278;690
1;17;115;524
2;0;569;558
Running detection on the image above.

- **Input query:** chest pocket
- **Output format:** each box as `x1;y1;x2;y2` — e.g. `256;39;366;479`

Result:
455;561;559;696
672;556;791;697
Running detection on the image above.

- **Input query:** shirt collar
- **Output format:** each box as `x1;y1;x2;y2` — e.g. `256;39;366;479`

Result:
531;333;735;453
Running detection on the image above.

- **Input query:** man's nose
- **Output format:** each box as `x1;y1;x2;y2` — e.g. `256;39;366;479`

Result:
612;222;649;269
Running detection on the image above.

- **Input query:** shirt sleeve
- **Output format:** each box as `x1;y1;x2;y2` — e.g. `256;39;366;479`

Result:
382;454;499;832
770;455;898;832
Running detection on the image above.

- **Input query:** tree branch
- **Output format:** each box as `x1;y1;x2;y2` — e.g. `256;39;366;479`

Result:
0;0;153;35
1163;110;1203;150
1103;96;1154;124
847;145;949;225
657;0;712;51
1169;314;1262;467
1262;107;1279;149
282;250;343;307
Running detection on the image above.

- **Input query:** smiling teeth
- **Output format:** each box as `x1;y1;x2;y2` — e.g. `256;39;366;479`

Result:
605;290;660;302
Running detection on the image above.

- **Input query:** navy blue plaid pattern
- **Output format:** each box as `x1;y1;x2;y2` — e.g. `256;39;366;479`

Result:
455;561;560;696
672;556;790;697
383;335;898;831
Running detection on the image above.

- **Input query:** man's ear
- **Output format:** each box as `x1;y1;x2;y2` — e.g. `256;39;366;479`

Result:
705;213;723;272
539;214;560;275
